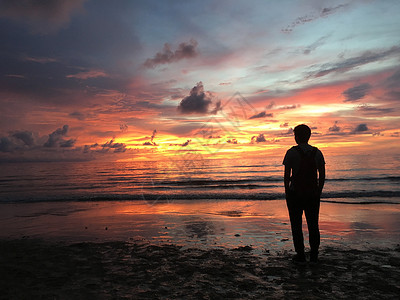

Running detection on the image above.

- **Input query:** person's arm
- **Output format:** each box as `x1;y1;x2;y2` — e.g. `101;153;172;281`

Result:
284;165;291;196
317;164;325;196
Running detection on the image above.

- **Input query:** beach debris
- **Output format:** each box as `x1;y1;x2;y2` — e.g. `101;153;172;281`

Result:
105;227;108;230
281;238;289;242
234;233;241;237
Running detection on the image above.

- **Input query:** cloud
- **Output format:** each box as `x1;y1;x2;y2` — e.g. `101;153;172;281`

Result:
83;143;98;153
266;102;275;109
69;111;86;120
310;47;400;79
249;111;273;119
144;39;198;68
120;123;128;131
0;125;77;154
354;123;369;133
181;139;191;147
329;121;341;132
143;129;157;146
279;104;299;110
210;100;222;115
0;137;15;152
0;0;86;34
60;139;76;148
383;68;400;101
251;133;267;143
303;35;329;55
227;138;238;144
177;82;213;114
282;4;347;33
44;125;70;147
343;83;371;102
101;139;126;153
11;130;35;146
385;68;400;89
66;70;107;80
151;129;157;143
0;125;132;162
279;128;294;136
357;104;394;115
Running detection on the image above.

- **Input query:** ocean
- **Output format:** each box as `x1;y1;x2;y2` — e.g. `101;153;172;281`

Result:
1;153;400;205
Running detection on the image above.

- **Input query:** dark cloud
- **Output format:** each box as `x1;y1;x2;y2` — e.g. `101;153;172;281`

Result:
0;125;130;162
0;125;76;153
120;123;128;131
282;5;347;33
177;82;213;114
0;1;140;106
278;128;294;136
249;111;273;119
181;139;191;147
151;129;157;143
44;125;69;147
227;138;238;144
69;111;86;120
251;133;267;143
266;102;275;109
83;143;98;153
354;123;369;133
343;83;371;102
279;104;299;110
0;0;85;34
310;47;400;79
143;129;157;146
357;104;394;115
11;130;34;146
210;100;222;115
0;137;14;152
60;138;76;148
101;139;126;153
329;121;341;132
144;39;198;68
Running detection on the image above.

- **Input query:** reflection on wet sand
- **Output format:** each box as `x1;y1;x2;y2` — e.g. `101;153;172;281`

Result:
1;200;400;254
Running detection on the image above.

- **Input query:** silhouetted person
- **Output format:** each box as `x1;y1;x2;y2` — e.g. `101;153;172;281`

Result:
283;124;325;263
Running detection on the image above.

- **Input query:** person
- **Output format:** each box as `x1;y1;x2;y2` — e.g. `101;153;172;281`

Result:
283;124;325;264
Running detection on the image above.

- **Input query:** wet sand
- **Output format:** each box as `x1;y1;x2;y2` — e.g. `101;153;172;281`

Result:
1;239;400;299
1;199;400;298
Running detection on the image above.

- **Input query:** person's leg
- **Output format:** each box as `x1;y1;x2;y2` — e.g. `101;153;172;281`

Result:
286;196;305;256
304;197;320;260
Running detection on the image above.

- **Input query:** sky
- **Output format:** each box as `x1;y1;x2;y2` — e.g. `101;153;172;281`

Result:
0;0;399;162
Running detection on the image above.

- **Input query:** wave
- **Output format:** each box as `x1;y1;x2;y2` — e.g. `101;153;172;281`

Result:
2;190;399;205
141;175;400;187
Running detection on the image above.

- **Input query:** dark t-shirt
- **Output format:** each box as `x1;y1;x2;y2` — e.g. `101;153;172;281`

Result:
283;143;325;178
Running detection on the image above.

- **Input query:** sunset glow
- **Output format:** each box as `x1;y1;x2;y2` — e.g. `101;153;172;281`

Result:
1;0;399;162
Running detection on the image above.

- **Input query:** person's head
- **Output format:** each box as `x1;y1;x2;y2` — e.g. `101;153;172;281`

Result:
294;124;311;144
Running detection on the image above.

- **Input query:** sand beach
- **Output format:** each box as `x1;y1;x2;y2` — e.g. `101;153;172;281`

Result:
1;199;400;299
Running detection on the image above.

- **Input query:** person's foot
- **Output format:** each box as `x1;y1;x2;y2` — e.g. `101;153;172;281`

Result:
310;251;319;264
292;253;306;264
